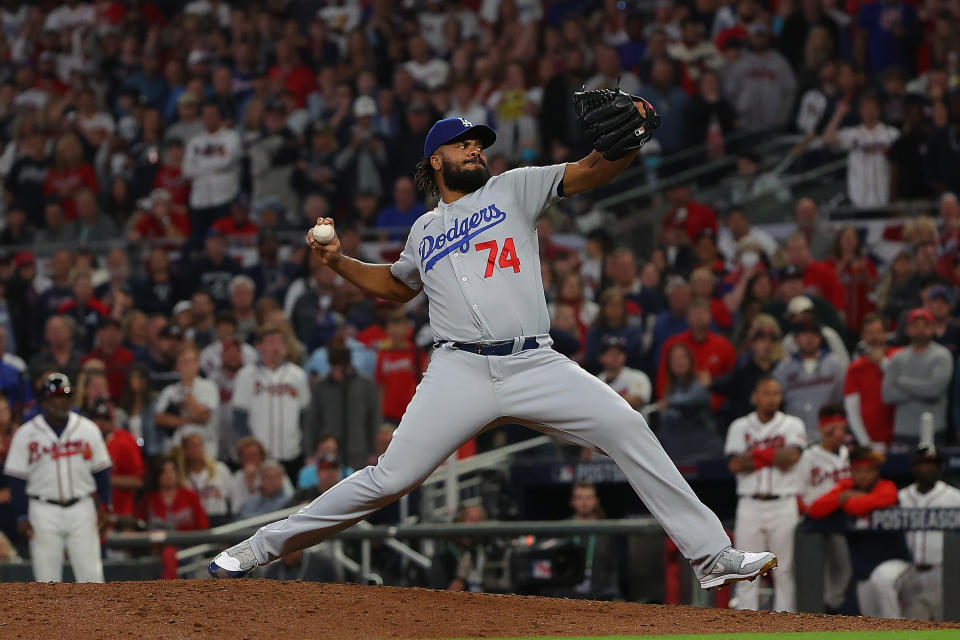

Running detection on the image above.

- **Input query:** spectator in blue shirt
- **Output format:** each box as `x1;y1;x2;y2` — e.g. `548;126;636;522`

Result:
124;51;169;112
0;360;29;417
858;0;919;75
376;177;427;240
641;58;689;154
584;288;644;372
652;277;693;366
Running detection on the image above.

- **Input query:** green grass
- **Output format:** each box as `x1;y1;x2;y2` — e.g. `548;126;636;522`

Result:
452;632;960;640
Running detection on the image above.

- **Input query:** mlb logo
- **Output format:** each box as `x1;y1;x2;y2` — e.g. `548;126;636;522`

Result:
531;560;553;579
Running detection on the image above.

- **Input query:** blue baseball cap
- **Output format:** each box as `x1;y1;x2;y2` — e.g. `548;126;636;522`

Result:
423;117;496;158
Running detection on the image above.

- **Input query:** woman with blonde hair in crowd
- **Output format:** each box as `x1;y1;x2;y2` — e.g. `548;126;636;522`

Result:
264;308;305;365
902;216;939;249
178;432;232;526
122;310;149;358
75;360;108;414
254;296;281;328
711;314;784;429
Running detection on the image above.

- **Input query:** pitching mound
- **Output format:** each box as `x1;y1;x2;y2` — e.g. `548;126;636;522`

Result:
0;580;956;639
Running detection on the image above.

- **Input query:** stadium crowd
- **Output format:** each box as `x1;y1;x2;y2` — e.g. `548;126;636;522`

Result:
0;0;957;619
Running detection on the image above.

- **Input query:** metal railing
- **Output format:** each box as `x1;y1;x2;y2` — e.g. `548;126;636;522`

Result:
107;517;665;581
419;435;554;521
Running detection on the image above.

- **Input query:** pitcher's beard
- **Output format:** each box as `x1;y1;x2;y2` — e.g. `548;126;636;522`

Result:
441;158;491;194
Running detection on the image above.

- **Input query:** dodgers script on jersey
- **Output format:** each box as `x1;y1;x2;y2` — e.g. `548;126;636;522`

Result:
232;362;310;461
3;412;111;502
390;165;565;342
725;411;807;496
796;444;850;507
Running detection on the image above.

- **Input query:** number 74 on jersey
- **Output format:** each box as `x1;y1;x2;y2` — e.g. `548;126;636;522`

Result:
475;237;521;278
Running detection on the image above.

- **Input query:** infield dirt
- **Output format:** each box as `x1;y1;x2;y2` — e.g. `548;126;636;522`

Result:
0;580;956;639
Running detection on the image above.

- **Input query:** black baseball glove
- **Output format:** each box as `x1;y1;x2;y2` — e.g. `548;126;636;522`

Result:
572;87;660;160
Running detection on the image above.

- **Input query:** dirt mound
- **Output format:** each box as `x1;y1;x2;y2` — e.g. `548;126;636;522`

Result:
1;580;955;639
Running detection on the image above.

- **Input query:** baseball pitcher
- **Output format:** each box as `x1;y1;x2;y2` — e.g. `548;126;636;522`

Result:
211;90;778;589
3;373;113;582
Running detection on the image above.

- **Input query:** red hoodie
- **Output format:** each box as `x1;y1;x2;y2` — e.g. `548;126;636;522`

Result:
807;477;898;519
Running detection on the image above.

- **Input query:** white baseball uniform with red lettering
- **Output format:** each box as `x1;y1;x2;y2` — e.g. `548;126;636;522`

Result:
725;410;807;612
867;481;960;620
231;362;310;463
3;412;111;582
243;164;734;572
797;444;851;609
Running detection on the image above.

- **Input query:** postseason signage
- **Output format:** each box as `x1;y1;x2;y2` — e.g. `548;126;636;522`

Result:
863;508;960;531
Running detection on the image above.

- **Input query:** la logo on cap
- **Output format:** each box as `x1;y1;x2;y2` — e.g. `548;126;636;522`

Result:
458;117;473;127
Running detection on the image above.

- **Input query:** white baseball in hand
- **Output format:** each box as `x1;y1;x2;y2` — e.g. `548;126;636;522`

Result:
312;224;335;244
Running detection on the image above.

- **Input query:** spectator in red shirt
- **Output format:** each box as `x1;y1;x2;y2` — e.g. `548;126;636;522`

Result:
211;197;259;239
269;40;316;107
844;313;898;449
690;267;732;330
90;399;143;518
825;226;878;334
127;188;191;245
375;308;426;424
662;183;719;245
808;448;898;519
356;301;407;347
43;133;99;220
81;318;135;402
784;231;845;312
137;457;209;531
153;140;191;206
656;299;736;408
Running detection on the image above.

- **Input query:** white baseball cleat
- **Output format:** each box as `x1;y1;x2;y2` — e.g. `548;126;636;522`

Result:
695;547;778;590
208;540;259;578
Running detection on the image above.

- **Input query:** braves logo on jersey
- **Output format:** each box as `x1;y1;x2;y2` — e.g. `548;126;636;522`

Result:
419;203;507;272
27;440;92;465
252;381;300;398
809;465;849;489
744;434;785;450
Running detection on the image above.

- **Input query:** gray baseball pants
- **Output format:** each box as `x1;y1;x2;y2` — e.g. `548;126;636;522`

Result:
247;346;731;564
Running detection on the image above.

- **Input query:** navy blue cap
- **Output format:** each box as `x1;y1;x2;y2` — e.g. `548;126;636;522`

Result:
423;117;496;158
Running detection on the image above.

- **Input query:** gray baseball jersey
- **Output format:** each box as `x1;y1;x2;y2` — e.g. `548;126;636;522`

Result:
243;163;733;573
390;165;564;342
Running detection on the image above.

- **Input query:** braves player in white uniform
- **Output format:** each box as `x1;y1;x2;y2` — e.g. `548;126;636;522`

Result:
725;377;806;611
211;114;778;589
795;404;851;611
231;326;311;482
3;374;113;582
866;445;960;620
